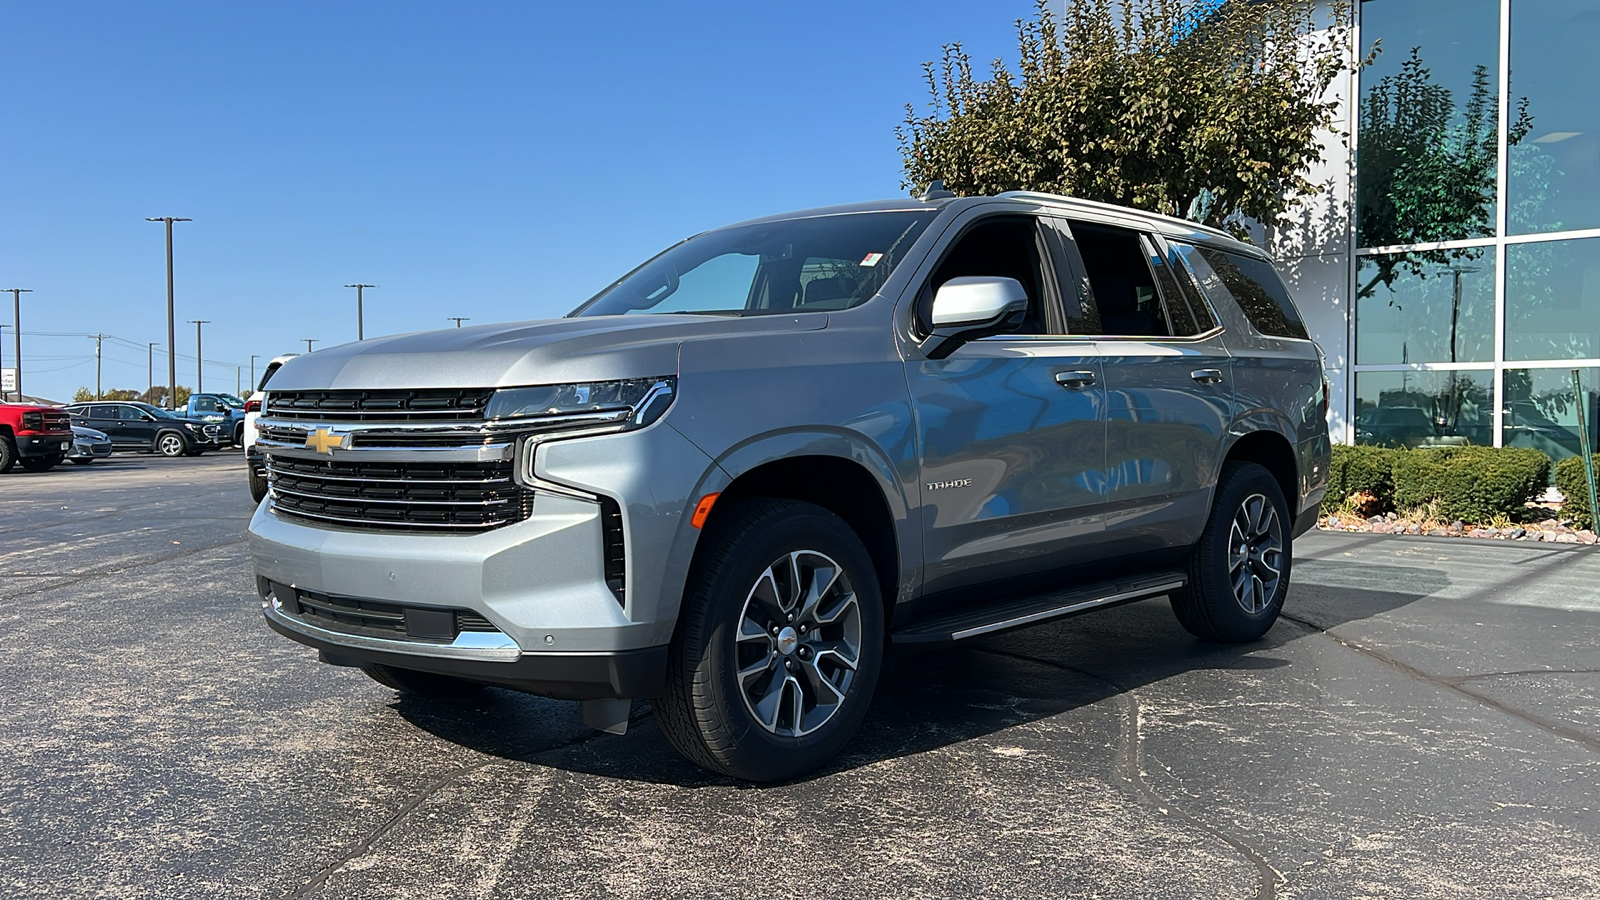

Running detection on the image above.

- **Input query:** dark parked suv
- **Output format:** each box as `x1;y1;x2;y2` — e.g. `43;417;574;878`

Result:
249;190;1331;781
66;402;223;456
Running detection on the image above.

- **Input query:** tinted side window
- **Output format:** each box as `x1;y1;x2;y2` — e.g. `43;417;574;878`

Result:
1193;247;1309;340
118;406;148;421
1067;221;1169;338
1156;241;1219;334
88;405;116;419
258;363;282;392
922;216;1053;336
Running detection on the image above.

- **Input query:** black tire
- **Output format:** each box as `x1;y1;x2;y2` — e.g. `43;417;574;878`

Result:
361;664;485;698
233;423;245;447
155;431;187;458
71;458;95;466
1171;461;1292;643
20;454;63;472
248;465;268;503
0;437;16;474
657;499;884;782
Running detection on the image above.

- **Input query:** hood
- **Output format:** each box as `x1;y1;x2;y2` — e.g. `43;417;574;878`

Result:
265;313;828;392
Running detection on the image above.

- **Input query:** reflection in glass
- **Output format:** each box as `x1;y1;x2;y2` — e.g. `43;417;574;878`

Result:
1354;370;1494;448
1508;1;1600;234
1506;236;1600;361
1502;368;1599;462
1356;249;1494;365
1357;0;1501;248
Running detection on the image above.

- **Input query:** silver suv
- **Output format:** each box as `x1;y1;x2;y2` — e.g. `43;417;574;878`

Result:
249;191;1330;781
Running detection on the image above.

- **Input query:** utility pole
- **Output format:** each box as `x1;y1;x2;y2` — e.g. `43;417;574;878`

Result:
90;334;104;399
0;324;7;401
148;342;158;402
235;366;241;395
447;316;470;328
146;217;191;409
250;354;259;389
188;320;210;394
345;284;375;340
4;288;31;401
303;338;318;354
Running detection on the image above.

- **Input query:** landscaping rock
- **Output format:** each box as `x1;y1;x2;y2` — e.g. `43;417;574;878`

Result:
1509;527;1527;539
1371;522;1392;534
1556;533;1579;544
1427;528;1449;537
1406;524;1421;535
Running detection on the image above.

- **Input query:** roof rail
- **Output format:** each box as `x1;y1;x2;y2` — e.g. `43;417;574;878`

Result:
993;190;1240;241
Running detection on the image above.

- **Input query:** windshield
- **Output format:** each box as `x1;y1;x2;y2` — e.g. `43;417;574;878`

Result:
216;394;245;407
571;210;936;317
133;402;178;419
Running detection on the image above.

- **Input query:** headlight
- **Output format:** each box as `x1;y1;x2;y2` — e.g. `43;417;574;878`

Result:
486;377;675;430
183;423;201;432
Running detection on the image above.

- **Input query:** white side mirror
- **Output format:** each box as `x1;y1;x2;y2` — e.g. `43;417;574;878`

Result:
930;276;1030;327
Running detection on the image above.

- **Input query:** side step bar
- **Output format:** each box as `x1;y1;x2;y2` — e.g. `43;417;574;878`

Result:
890;571;1187;645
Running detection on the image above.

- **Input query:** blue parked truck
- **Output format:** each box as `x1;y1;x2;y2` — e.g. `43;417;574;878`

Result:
171;393;248;447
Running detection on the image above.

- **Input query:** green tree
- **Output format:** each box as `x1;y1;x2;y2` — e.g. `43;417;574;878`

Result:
140;385;191;407
897;0;1353;234
72;387;93;403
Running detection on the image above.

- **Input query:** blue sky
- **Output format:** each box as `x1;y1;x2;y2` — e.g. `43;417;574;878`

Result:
1;0;1037;402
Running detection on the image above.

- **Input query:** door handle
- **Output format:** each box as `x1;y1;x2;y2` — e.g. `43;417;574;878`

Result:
1190;369;1225;385
1054;370;1097;390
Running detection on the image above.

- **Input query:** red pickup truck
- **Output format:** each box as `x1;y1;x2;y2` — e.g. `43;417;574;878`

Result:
0;402;74;473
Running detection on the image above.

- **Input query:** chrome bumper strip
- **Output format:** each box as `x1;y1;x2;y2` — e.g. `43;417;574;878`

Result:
263;594;523;662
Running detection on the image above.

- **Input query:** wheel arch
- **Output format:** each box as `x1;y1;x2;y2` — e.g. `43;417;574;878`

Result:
1220;427;1300;516
690;433;912;630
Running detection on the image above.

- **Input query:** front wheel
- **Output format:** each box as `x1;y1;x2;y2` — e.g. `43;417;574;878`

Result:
156;432;187;458
248;464;268;503
657;499;884;782
20;454;64;472
1171;461;1292;643
0;437;17;473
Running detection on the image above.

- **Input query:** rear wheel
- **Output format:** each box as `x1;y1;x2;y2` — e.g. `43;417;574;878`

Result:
0;437;16;473
20;454;63;472
361;664;485;698
1171;461;1291;642
657;499;884;782
156;431;187;458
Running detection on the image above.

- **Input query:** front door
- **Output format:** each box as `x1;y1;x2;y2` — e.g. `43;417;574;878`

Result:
906;212;1109;597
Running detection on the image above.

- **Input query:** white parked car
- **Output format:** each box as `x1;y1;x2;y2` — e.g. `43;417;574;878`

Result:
244;354;298;502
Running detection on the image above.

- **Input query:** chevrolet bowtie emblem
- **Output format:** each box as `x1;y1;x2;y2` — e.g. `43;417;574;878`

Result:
304;427;351;455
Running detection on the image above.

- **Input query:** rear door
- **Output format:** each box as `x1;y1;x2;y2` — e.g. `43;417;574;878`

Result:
906;211;1108;596
117;405;158;447
1056;218;1235;551
84;405;124;445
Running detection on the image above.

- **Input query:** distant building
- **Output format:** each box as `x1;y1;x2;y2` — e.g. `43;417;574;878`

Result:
1270;0;1598;459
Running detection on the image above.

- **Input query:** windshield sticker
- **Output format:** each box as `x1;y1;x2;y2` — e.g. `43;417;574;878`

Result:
860;252;884;267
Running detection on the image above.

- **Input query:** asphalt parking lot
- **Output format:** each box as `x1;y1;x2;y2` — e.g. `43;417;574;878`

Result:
3;454;1600;899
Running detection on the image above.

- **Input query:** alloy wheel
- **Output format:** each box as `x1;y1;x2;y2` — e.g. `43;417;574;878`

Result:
1228;492;1284;614
734;550;863;738
158;434;185;457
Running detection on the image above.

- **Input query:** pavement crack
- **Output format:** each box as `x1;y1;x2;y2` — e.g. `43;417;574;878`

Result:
976;647;1279;900
1281;613;1600;755
283;709;652;899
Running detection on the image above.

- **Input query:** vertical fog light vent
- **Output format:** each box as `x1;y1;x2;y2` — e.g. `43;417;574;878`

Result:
600;497;626;606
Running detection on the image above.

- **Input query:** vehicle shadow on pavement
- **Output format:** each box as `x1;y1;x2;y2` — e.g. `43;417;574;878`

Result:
392;565;1447;786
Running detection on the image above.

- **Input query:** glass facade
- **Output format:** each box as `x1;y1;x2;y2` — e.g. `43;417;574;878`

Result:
1350;1;1600;453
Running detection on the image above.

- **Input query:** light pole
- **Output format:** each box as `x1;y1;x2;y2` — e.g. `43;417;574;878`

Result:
90;334;105;400
4;288;30;401
345;284;375;340
250;354;259;389
0;324;7;401
146;217;191;408
188;320;210;394
303;338;318;354
447;316;470;328
148;342;158;402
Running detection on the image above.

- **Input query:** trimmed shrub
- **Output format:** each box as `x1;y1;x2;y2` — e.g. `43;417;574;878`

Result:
1555;454;1600;530
1323;444;1398;513
1391;446;1552;524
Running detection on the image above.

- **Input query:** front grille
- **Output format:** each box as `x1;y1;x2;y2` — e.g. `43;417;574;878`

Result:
267;456;533;532
266;581;502;643
42;411;71;432
266;389;493;422
257;422;500;449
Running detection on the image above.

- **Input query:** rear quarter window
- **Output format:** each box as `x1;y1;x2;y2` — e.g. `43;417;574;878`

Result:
1190;246;1309;341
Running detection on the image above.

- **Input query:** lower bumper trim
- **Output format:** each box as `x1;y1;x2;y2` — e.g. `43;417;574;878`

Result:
263;610;669;700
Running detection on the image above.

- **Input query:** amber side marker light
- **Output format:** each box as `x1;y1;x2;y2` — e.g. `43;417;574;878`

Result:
691;493;720;529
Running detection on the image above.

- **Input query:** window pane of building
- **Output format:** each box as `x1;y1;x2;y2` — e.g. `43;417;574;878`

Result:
1357;0;1501;248
1356;250;1494;365
1355;370;1494;448
1503;367;1600;463
1506;236;1600;361
1508;1;1600;234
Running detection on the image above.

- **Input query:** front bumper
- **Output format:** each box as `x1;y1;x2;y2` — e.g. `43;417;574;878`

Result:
259;581;667;699
16;434;74;458
67;440;113;460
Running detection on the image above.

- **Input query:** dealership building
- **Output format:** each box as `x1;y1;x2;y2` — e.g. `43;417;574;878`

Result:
1266;0;1600;458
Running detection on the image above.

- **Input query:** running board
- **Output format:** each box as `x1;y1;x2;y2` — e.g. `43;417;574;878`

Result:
890;571;1187;645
